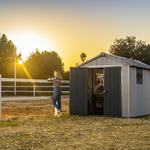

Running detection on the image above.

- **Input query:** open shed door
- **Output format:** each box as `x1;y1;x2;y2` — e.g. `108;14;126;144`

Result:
104;67;121;117
70;67;87;115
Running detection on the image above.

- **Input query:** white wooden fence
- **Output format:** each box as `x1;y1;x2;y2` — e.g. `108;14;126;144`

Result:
0;74;70;121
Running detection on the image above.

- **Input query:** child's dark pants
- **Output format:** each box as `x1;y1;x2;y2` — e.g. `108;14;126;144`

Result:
52;87;62;111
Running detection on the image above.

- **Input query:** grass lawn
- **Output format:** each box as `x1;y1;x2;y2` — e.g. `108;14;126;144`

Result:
0;98;150;149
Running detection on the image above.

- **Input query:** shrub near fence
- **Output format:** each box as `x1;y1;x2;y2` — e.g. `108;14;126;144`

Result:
0;74;70;121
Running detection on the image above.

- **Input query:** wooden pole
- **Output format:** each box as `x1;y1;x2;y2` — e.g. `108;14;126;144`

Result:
33;85;35;96
14;54;16;95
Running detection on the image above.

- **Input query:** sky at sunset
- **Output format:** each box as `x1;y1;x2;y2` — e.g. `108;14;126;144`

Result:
1;0;150;71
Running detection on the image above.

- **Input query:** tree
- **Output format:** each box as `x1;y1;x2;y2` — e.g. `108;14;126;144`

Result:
80;52;87;63
0;34;17;77
109;36;150;65
24;49;65;79
76;62;80;66
62;71;69;80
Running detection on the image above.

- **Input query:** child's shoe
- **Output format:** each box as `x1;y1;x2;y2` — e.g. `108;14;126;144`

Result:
57;110;63;117
54;112;59;117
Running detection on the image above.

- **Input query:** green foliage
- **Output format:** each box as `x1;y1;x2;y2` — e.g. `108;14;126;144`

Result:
76;52;87;66
80;52;87;63
76;62;80;66
0;34;17;77
24;49;65;79
0;33;69;79
109;36;150;65
62;71;69;80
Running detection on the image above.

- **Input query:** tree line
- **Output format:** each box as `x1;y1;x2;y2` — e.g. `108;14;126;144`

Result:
0;34;69;79
1;34;150;80
109;36;150;65
77;36;150;66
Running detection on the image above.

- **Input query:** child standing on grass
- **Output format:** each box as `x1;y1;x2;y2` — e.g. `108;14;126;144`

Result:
47;70;63;117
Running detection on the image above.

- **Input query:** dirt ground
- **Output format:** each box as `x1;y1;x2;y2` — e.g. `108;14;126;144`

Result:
1;98;150;149
1;98;69;117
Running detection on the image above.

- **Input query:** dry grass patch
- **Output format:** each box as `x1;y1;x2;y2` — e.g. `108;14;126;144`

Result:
0;98;150;149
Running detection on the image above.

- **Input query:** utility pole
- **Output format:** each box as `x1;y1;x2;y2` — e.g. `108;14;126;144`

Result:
13;52;16;95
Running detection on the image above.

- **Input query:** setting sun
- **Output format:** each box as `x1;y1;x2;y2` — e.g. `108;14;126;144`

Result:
2;1;150;71
18;60;23;64
9;32;53;62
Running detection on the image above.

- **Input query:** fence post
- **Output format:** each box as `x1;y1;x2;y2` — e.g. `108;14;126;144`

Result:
0;74;1;121
14;54;16;95
33;85;35;96
14;81;16;95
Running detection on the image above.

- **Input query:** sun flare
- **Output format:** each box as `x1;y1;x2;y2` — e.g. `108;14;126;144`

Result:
9;32;52;61
18;60;23;64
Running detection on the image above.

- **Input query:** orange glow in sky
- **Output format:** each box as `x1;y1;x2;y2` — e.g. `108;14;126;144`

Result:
1;0;150;71
9;31;54;61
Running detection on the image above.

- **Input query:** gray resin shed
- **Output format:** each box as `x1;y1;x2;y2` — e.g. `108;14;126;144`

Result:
70;52;150;118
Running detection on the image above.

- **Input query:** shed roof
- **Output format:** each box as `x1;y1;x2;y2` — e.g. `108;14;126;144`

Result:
78;52;150;70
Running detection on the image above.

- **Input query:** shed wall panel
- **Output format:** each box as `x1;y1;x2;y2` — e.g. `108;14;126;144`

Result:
92;60;97;65
122;66;130;117
111;59;119;65
130;67;150;117
101;57;106;65
106;57;112;65
81;57;123;67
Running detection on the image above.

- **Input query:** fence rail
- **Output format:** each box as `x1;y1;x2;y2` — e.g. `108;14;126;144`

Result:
0;75;70;121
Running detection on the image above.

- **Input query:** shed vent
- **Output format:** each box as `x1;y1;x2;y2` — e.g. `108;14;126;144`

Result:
100;52;106;57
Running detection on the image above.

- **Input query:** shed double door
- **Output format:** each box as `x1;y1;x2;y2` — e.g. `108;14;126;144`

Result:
104;67;121;117
70;68;88;115
70;67;121;117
